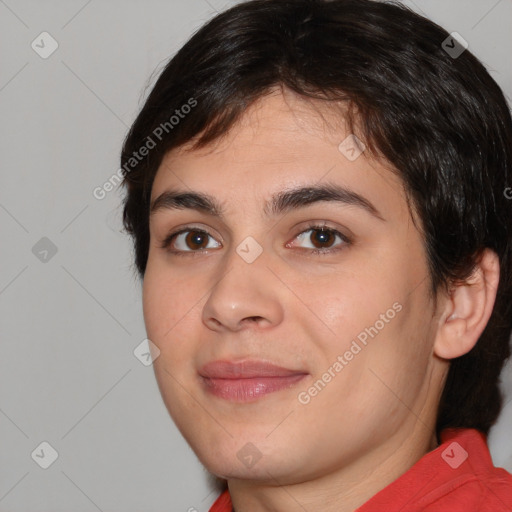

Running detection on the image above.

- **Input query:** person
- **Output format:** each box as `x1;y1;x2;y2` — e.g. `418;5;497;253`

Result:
119;0;512;510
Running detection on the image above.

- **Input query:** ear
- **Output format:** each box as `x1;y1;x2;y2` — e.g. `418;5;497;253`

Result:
434;249;500;360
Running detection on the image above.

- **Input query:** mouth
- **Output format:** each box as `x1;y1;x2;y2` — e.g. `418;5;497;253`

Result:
198;359;308;402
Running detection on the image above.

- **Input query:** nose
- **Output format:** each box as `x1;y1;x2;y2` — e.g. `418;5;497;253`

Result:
201;244;285;333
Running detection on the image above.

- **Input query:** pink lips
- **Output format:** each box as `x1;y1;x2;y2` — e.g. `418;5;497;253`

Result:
199;360;308;402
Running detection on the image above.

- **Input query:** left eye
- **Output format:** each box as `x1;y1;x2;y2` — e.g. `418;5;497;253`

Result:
288;226;349;253
160;225;349;255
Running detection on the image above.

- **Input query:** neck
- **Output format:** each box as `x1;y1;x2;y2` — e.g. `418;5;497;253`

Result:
228;422;438;512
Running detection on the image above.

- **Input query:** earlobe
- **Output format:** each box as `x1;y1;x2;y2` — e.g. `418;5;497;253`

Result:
434;249;500;360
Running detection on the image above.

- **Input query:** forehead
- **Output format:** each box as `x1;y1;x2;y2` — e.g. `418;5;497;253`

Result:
150;89;410;223
166;89;354;166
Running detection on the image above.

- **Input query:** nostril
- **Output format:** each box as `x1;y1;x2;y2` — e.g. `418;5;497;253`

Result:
244;316;263;323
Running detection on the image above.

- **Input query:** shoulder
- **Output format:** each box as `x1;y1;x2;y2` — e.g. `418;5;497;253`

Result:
422;468;512;512
422;429;512;512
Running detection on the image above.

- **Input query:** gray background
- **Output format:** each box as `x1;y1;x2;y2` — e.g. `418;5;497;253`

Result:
1;0;511;510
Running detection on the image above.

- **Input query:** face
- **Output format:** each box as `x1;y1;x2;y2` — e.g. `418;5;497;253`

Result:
143;89;444;485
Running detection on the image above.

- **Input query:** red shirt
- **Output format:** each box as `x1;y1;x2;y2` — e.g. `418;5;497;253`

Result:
209;428;512;511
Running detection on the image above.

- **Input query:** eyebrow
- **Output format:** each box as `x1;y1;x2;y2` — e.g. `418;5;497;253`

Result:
149;183;385;222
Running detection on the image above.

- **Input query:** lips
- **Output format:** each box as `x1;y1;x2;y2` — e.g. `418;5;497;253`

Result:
199;360;308;402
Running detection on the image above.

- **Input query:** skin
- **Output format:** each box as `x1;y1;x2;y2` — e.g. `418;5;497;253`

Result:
143;87;499;512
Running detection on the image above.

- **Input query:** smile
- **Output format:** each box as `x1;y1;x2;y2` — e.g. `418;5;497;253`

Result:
199;360;308;402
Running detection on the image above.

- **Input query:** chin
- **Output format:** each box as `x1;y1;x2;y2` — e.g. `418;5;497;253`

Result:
190;434;308;483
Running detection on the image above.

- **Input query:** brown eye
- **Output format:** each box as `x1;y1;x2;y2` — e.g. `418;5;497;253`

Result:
161;228;221;253
291;225;350;254
309;228;337;249
184;230;210;250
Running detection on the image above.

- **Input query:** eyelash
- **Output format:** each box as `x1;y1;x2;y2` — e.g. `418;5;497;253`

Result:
159;223;351;258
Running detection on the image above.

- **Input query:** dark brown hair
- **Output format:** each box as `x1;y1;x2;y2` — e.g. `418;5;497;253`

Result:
120;0;512;438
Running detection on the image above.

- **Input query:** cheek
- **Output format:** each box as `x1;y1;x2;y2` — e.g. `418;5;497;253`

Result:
142;261;199;351
306;267;401;345
142;269;168;340
142;265;202;405
303;254;432;387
